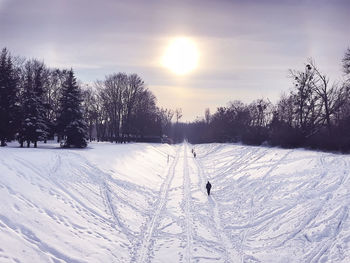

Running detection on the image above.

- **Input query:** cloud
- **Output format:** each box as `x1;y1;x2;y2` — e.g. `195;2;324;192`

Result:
1;0;349;121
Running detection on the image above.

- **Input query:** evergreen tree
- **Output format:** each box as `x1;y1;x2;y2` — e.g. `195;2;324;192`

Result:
19;60;48;148
57;70;87;148
0;48;19;146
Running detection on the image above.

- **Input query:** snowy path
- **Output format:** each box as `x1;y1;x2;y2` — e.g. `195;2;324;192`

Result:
0;142;350;262
133;145;181;263
182;143;193;263
194;156;240;262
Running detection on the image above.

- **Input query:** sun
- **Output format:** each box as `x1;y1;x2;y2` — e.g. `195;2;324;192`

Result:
162;37;199;75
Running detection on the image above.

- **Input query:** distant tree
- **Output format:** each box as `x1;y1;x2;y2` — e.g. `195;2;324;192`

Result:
308;60;344;135
269;95;301;147
122;74;144;139
94;92;108;141
159;107;174;136
44;69;67;140
0;48;19;146
343;47;350;77
276;94;295;127
228;101;251;141
19;60;49;148
243;99;271;144
96;73;127;142
175;108;182;123
82;86;98;142
289;64;323;139
172;108;183;142
204;108;210;124
129;89;161;139
210;107;231;142
57;70;87;148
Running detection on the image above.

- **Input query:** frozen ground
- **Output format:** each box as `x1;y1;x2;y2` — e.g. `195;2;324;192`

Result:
0;142;349;262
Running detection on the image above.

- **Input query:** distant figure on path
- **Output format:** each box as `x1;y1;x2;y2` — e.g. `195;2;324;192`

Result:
193;152;196;158
206;181;212;195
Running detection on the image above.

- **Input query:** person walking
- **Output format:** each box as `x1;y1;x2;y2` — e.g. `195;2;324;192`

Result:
206;181;212;195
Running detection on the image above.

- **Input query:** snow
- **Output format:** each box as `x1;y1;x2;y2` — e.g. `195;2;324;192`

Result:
0;142;349;262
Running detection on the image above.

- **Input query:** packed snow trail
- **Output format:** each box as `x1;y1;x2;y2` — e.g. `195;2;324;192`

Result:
194;156;241;262
182;143;193;263
0;142;350;262
133;145;181;263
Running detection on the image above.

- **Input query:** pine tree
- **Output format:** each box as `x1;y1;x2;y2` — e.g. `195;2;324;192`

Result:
0;48;19;146
19;60;48;148
57;70;87;148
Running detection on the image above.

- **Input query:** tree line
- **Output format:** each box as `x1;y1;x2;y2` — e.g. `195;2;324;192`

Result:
82;73;174;143
1;46;350;151
182;48;350;152
0;48;175;148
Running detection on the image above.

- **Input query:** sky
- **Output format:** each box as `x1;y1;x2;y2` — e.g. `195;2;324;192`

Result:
1;0;349;121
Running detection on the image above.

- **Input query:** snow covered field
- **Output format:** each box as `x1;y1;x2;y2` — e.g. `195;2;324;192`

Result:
0;142;349;262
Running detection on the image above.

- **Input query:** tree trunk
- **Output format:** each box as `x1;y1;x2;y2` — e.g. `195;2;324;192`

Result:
0;139;6;147
324;99;332;135
34;141;37;148
27;141;30;148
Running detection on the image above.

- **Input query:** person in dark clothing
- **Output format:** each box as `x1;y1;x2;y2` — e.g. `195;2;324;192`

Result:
206;181;212;195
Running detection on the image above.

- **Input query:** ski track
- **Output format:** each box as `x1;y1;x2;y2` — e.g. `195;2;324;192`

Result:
195;156;241;262
1;142;350;262
182;143;193;263
238;150;292;262
133;145;180;263
195;144;350;262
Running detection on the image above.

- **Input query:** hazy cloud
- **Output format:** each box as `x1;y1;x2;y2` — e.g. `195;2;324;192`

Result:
1;0;349;120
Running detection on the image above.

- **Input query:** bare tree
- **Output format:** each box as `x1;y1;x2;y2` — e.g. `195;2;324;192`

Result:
308;60;343;135
175;108;182;123
248;99;271;128
343;47;350;77
82;86;98;141
44;69;67;141
289;64;323;137
204;108;210;124
159;108;174;136
123;74;144;139
129;89;160;138
96;73;127;142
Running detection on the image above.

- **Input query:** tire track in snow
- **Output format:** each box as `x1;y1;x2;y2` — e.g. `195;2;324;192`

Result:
195;155;241;262
133;145;181;263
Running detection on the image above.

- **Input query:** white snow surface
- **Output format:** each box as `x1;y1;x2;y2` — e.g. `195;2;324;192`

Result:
0;142;349;263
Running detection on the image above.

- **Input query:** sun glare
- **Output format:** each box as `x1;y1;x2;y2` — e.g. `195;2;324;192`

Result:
162;37;199;75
